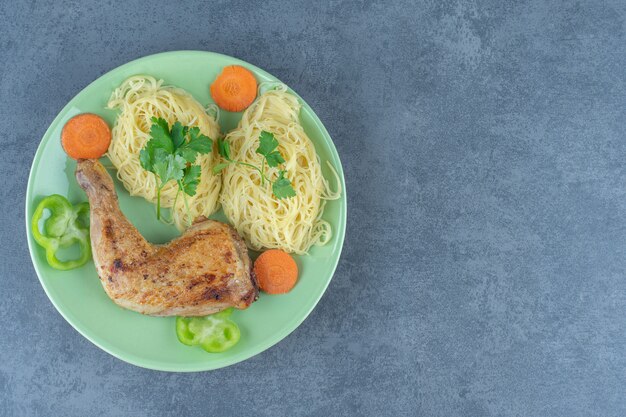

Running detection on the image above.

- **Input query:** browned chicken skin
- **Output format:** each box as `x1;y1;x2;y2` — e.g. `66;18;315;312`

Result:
75;159;258;316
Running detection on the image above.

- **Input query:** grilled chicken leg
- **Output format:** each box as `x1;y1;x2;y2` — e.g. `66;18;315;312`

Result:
75;159;258;316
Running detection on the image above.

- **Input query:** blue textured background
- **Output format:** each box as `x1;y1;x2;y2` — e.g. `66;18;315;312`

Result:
2;0;625;415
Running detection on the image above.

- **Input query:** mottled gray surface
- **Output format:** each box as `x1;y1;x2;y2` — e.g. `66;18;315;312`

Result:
1;0;625;415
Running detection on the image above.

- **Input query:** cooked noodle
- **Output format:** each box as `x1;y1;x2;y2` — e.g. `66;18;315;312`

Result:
220;85;341;254
106;76;221;230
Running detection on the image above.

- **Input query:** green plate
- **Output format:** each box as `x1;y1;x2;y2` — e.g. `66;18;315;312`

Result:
25;51;346;371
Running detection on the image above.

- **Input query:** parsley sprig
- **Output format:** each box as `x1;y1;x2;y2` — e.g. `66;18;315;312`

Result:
139;117;213;220
213;131;296;199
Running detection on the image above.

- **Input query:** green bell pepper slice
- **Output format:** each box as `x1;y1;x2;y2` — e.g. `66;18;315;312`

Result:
31;194;91;271
176;308;241;353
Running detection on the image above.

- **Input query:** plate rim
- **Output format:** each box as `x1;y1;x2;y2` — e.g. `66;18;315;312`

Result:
24;50;347;372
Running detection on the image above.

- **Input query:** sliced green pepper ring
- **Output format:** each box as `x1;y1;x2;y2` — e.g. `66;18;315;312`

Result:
175;317;200;346
176;308;241;353
199;320;240;353
31;194;91;271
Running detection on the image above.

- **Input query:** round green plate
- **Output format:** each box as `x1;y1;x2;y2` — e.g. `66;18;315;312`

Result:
25;51;346;371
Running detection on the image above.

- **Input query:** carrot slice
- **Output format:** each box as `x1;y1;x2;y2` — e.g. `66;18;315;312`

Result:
253;249;298;294
61;113;111;159
210;65;257;112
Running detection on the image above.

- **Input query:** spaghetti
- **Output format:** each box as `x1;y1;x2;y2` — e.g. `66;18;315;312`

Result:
220;86;340;254
106;76;222;230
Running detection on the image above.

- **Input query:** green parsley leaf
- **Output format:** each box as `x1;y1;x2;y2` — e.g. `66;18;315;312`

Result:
176;127;213;163
272;170;296;199
264;151;285;167
153;154;186;187
212;162;230;174
256;131;279;156
256;131;286;167
139;147;153;172
149;117;174;154
181;165;202;196
217;138;232;160
139;144;168;173
171;122;186;149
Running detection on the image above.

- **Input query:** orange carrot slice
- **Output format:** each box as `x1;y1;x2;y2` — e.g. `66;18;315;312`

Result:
253;249;298;294
210;65;257;112
61;113;111;159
